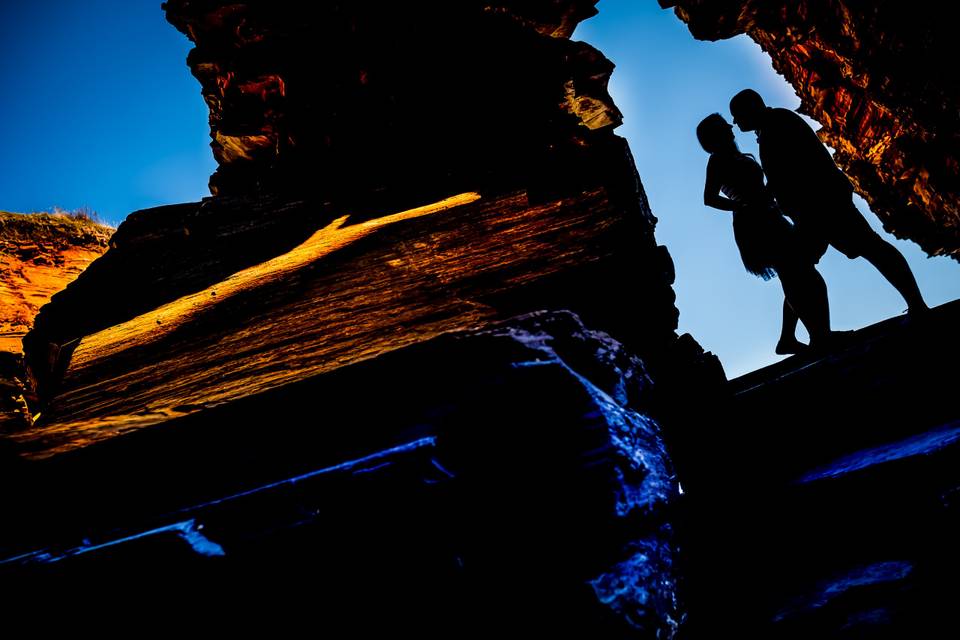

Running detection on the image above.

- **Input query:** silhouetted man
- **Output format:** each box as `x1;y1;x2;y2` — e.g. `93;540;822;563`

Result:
729;89;928;334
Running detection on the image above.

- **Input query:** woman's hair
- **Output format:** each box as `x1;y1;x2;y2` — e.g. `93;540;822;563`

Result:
696;112;733;154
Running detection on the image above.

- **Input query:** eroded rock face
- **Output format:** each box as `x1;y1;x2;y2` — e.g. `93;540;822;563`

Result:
19;187;689;459
0;212;111;355
0;212;111;432
3;310;684;636
674;299;960;637
662;0;960;259
21;1;716;450
9;4;723;634
162;0;625;204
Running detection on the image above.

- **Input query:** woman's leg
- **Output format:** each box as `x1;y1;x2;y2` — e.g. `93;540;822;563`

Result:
777;262;832;347
776;299;807;354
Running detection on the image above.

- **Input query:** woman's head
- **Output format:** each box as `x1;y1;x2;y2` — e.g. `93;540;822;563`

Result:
696;113;736;154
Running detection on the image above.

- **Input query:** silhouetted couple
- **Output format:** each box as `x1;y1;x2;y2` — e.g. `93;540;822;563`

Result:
698;89;928;354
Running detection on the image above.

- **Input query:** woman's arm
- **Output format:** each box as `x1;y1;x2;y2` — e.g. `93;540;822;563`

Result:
704;156;738;212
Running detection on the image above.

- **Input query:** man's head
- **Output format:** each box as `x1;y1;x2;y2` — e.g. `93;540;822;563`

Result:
729;89;766;132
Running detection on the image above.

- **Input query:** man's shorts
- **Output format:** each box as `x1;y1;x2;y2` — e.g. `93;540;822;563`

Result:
788;189;881;262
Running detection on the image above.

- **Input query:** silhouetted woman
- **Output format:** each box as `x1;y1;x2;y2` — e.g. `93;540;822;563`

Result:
697;112;833;353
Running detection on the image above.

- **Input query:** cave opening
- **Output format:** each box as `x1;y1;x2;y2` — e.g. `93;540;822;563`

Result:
573;1;960;378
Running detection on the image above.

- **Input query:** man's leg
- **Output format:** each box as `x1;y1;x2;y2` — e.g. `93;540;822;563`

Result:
826;196;928;314
858;234;929;313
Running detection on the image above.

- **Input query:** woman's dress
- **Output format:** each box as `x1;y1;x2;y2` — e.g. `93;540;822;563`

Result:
717;152;801;281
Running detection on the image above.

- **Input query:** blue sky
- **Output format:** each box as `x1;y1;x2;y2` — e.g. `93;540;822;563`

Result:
575;1;959;376
1;1;957;377
0;1;215;226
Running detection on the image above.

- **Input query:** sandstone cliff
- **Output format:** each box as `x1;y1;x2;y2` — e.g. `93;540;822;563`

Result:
19;1;708;456
3;2;956;636
161;0;626;202
3;3;718;634
0;211;112;355
0;211;111;432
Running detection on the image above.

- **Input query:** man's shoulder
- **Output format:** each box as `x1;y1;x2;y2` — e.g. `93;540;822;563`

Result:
765;107;811;131
770;106;802;118
759;108;821;155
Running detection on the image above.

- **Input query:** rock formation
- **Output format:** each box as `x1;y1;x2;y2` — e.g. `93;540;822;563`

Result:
661;0;960;260
160;0;628;204
676;299;960;637
4;1;721;634
4;1;956;636
0;211;111;432
19;0;716;447
18;189;695;460
2;311;685;635
0;211;111;355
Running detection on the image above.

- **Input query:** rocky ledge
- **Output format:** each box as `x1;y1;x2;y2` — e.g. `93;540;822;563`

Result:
5;1;955;635
673;299;960;638
15;184;705;461
4;4;722;631
1;310;684;635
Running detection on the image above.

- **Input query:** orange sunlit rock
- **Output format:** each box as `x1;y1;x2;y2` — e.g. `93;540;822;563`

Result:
73;192;482;366
0;212;111;355
12;188;669;459
0;211;111;432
